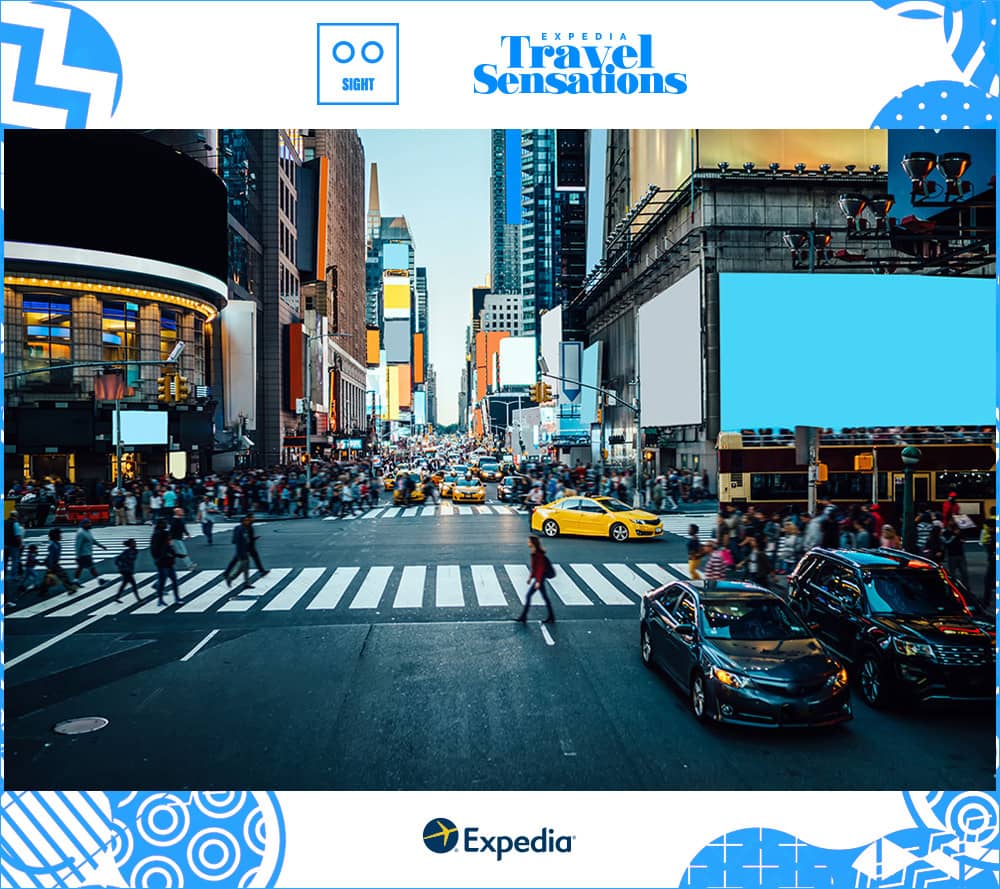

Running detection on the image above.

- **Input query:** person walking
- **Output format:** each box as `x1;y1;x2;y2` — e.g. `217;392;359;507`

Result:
880;524;902;549
702;539;734;580
168;507;197;570
244;513;268;575
113;538;142;603
5;510;24;580
197;494;217;544
224;515;254;589
124;489;138;525
515;535;555;624
73;519;108;586
941;516;970;591
686;524;703;580
44;528;79;594
150;518;181;605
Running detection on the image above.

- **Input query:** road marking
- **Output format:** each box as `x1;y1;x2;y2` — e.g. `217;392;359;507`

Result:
474;506;490;514
547;568;593;605
349;566;393;608
570;564;633;605
132;572;217;614
393;565;426;608
361;508;385;520
6;615;104;670
307;567;359;609
218;568;293;612
668;562;693;579
605;563;655;596
636;563;678;586
180;629;219;662
175;572;232;613
43;575;154;618
8;576;106;618
456;506;472;516
421;506;437;517
435;565;463;607
438;503;455;515
504;564;532;603
382;508;402;518
540;623;555;646
399;507;419;517
471;565;507;606
262;567;324;611
85;574;159;616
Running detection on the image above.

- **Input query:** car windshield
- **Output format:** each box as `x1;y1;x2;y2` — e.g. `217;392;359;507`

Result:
598;498;633;513
444;475;458;483
481;463;498;470
865;568;965;615
700;599;811;641
457;479;479;488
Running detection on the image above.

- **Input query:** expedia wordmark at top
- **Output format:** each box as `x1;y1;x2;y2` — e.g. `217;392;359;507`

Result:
474;33;687;95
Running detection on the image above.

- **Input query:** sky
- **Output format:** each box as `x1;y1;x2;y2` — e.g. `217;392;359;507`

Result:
358;130;606;426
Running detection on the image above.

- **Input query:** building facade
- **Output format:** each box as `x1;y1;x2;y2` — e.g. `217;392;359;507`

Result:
490;129;522;295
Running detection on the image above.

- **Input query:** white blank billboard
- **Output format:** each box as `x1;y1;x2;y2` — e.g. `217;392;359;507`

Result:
120;411;168;445
498;336;536;387
637;267;702;427
539;304;562;397
221;300;257;430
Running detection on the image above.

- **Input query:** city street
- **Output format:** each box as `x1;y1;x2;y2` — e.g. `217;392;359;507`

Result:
6;495;992;791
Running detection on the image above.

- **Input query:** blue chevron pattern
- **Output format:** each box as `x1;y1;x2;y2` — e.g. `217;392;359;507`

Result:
1;0;122;129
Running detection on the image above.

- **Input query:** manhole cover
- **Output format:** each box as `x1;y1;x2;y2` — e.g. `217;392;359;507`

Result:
53;717;109;735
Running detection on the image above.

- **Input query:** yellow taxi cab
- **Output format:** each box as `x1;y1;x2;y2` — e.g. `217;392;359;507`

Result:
393;473;426;504
430;469;444;485
385;467;408;491
530;496;663;542
440;474;460;498
451;477;486;503
451;464;470;479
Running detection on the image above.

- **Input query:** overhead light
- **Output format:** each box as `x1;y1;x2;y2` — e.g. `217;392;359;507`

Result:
937;152;972;197
869;163;881;174
742;162;755;173
794;163;806;174
718;162;729;173
819;163;831;175
768;162;780;173
901;152;938;196
838;193;868;229
868;192;895;222
845;164;856;175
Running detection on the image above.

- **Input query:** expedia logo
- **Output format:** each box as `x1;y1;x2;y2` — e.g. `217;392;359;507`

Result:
422;818;574;860
474;32;686;95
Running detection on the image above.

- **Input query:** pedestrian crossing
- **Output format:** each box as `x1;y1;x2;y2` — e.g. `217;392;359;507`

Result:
324;503;522;520
8;560;697;620
655;510;719;536
20;523;240;570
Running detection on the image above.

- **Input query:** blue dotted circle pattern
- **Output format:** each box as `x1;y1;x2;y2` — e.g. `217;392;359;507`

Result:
682;792;999;888
0;791;285;888
871;0;998;128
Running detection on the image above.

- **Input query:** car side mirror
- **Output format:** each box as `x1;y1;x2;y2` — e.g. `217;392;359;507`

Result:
675;622;695;639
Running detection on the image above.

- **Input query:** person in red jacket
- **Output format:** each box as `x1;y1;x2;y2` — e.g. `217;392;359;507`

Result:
942;491;960;525
515;536;555;624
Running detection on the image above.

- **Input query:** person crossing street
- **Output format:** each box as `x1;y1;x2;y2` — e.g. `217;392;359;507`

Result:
515;535;555;624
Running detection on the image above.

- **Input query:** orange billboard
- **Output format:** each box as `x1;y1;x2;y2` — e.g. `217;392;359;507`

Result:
413;333;424;383
475;330;509;401
366;328;380;366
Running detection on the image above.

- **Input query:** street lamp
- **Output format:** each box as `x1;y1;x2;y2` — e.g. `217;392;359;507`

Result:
900;446;922;552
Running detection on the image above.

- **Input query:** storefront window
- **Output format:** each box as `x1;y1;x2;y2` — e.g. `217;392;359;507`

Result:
23;295;72;386
160;309;178;360
102;301;140;385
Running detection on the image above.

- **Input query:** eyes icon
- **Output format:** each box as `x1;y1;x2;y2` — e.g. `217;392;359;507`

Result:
332;40;384;64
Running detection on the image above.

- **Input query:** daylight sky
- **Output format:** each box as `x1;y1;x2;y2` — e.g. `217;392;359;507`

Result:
358;130;606;425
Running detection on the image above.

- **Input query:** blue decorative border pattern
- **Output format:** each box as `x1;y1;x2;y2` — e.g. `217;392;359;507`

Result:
0;791;286;887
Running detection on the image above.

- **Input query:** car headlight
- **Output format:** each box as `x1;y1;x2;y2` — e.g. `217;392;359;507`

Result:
711;667;753;689
892;638;935;659
826;667;849;690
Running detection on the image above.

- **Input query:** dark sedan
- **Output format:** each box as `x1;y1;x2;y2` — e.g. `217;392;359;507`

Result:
639;580;852;728
498;474;531;503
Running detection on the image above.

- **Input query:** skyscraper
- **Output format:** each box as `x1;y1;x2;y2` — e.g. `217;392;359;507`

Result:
490;129;521;295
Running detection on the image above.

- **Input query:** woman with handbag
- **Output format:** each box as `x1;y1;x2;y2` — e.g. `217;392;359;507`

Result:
515;536;555;624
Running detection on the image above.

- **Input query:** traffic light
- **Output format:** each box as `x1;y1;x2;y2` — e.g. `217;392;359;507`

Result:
541;382;553;402
300;453;309;465
817;462;829;483
156;373;173;403
853;453;874;471
174;375;191;402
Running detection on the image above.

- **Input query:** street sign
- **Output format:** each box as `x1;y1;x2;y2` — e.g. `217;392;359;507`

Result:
559;341;583;402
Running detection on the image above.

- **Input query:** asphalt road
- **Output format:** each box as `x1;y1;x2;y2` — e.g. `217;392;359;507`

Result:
6;493;993;790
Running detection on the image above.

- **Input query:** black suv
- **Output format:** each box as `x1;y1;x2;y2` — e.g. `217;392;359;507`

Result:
788;548;994;708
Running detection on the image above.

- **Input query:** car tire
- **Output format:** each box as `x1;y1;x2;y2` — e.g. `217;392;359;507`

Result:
858;653;891;709
610;522;630;543
641;627;654;668
690;671;711;723
542;519;559;538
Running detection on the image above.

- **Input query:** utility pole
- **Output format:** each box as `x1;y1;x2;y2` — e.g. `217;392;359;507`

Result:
807;430;819;516
632;300;642;507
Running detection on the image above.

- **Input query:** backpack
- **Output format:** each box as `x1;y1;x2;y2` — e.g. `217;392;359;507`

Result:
543;556;556;579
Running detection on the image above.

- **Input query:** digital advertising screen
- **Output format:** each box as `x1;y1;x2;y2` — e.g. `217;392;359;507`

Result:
1;3;997;889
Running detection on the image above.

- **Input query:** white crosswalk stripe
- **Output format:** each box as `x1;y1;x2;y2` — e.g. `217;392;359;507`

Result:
656;511;719;536
10;562;697;620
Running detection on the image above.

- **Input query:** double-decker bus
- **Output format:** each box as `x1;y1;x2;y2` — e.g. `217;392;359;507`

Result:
717;428;995;527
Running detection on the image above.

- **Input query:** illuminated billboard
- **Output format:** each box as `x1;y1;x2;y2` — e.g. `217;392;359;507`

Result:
719;273;995;428
383;274;411;319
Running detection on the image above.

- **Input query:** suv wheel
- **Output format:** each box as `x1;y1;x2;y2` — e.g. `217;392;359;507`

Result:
690;672;710;723
641;627;653;668
858;654;891;708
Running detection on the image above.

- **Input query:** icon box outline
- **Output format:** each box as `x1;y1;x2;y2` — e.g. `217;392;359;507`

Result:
316;22;399;106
